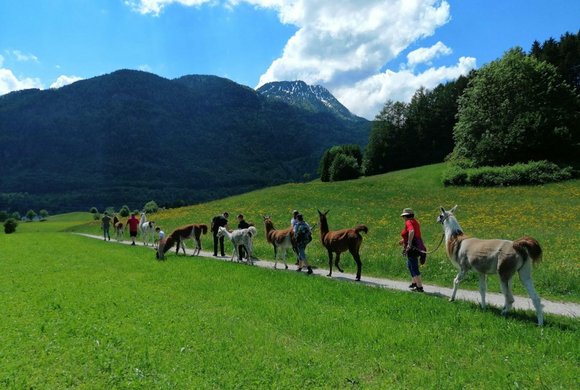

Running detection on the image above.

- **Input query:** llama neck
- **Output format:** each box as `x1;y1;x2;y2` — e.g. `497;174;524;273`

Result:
319;217;329;235
444;216;464;241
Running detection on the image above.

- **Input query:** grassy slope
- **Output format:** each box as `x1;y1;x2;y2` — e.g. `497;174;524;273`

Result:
0;219;578;388
74;163;579;302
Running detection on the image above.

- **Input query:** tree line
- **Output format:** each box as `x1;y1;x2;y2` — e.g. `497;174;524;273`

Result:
321;30;580;182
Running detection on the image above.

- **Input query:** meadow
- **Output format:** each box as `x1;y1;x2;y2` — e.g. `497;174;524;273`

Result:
76;163;579;302
1;164;578;388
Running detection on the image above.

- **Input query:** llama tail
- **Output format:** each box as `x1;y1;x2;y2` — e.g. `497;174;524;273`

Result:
355;224;368;235
247;226;258;236
200;224;208;235
513;236;542;265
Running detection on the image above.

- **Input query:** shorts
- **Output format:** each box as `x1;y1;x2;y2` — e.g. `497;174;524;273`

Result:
130;231;138;237
407;257;421;277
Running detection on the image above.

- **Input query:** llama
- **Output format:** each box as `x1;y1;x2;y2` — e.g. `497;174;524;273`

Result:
437;205;544;325
156;224;208;260
217;226;257;264
318;210;368;281
140;212;155;246
112;215;124;241
263;216;296;269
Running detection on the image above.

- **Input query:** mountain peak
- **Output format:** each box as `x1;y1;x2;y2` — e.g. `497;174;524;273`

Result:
256;80;361;122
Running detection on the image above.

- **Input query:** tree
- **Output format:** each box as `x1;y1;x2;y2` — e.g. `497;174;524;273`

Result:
143;200;159;214
4;218;18;234
26;209;37;221
363;100;408;175
89;207;99;214
319;145;362;182
453;47;579;166
39;209;49;220
329;154;361;181
0;211;8;222
119;205;130;217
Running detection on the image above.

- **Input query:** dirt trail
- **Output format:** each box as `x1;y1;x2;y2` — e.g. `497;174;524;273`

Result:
76;233;580;320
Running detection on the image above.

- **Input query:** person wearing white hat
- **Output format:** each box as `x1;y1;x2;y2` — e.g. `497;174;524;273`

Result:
400;208;425;292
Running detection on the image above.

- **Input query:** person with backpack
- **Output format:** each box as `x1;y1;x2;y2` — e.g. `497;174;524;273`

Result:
293;213;313;274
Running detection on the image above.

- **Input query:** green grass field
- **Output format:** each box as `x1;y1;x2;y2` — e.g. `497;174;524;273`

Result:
2;164;578;388
75;163;579;302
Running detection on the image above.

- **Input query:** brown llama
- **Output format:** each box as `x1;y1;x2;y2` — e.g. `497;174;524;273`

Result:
156;224;208;260
318;210;368;281
263;216;296;269
112;215;124;241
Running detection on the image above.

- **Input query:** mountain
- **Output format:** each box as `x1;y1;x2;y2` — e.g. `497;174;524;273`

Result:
257;80;361;122
0;70;369;213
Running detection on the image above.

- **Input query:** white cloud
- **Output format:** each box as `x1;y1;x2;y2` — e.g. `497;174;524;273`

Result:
11;50;39;63
50;75;84;89
0;68;43;95
124;0;214;15
406;41;452;68
127;0;477;119
334;56;476;119
0;54;4;67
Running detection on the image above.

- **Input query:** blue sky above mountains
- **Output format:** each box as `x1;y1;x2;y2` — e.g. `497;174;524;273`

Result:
1;0;578;119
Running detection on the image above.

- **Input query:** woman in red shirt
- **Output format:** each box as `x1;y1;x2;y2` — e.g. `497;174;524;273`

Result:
400;208;425;292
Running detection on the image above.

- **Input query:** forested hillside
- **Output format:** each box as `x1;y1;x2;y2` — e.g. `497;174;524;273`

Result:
0;70;369;213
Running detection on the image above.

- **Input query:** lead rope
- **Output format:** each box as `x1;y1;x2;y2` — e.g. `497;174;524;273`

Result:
413;233;445;255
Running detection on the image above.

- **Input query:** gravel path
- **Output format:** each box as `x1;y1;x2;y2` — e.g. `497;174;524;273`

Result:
77;233;580;319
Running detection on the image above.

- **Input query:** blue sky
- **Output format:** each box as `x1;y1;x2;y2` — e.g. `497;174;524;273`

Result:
1;0;578;119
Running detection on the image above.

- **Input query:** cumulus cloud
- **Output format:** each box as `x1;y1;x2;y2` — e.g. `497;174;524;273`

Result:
50;75;84;89
406;41;452;68
0;68;43;95
127;0;477;118
334;56;476;119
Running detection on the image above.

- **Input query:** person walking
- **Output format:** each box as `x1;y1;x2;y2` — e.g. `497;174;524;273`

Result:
237;214;251;261
154;226;165;249
291;210;300;264
293;213;313;274
127;213;140;246
400;208;426;292
290;210;299;228
101;212;112;241
211;211;229;256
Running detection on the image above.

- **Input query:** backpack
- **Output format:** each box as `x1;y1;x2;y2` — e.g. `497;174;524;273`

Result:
296;222;312;244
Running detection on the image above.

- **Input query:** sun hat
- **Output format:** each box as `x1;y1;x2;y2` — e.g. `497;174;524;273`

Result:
400;208;414;217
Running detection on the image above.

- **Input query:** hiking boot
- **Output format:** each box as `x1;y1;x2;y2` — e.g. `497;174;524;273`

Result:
307;266;313;275
409;283;417;289
414;287;424;293
296;267;302;272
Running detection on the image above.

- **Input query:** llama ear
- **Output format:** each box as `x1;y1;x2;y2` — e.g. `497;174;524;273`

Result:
317;209;322;215
440;206;445;213
450;205;458;213
324;210;330;215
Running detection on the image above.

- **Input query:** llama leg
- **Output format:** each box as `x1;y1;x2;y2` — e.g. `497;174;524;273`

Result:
282;249;288;269
499;278;515;316
478;273;488;309
273;245;278;269
519;263;544;326
450;270;467;301
352;252;362;281
335;253;344;273
244;244;253;265
327;250;333;277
